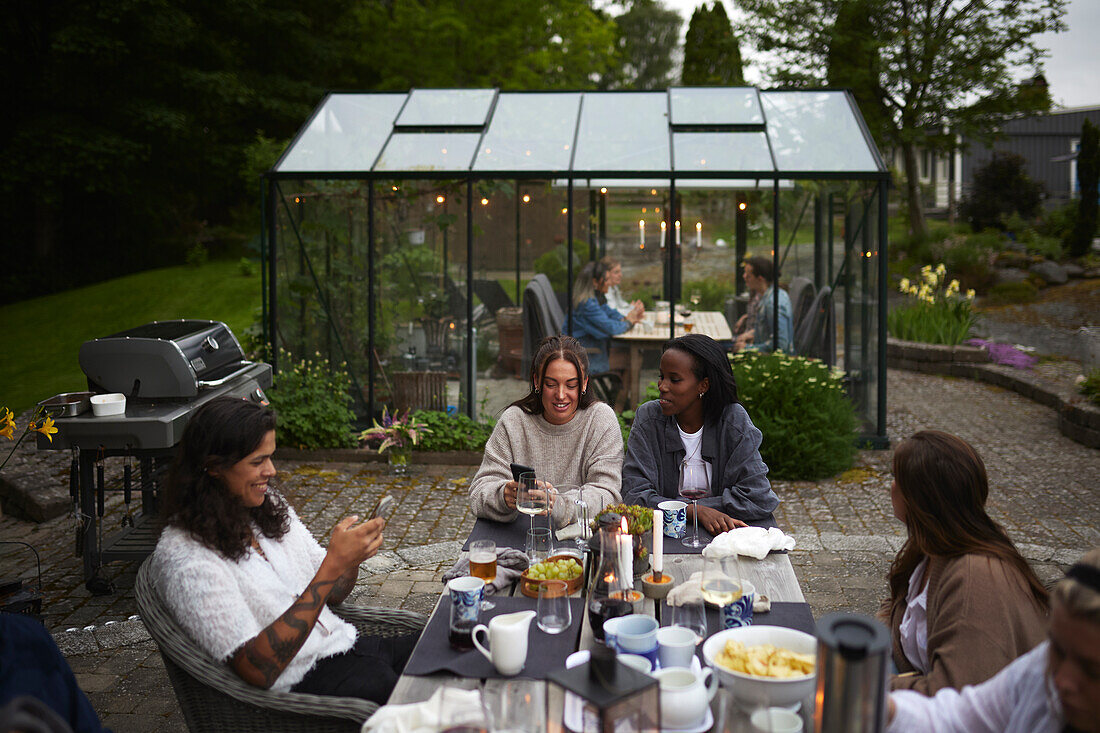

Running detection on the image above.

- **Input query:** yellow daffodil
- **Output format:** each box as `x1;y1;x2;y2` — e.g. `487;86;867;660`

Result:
935;263;947;276
966;289;976;300
0;421;13;441
34;416;58;443
899;278;910;292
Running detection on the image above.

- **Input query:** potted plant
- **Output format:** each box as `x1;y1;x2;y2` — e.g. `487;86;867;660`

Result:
359;407;430;474
589;503;654;577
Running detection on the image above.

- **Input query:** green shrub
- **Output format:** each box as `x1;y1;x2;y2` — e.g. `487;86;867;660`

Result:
411;410;495;452
888;264;975;345
729;351;858;480
185;242;209;268
1038;202;1077;241
682;276;735;311
931;234;997;291
986;280;1039;305
1080;368;1100;406
534;242;582;292
237;257;257;277
958;152;1043;232
267;351;356;449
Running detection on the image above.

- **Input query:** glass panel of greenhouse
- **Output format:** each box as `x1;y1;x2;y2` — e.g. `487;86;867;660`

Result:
266;87;890;444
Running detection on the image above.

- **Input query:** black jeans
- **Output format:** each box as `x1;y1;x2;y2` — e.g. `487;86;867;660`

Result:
291;633;418;704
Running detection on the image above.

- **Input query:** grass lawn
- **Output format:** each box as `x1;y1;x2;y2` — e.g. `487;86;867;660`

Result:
0;260;261;415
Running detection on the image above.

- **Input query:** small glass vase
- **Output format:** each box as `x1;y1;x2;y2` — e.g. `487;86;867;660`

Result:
387;449;410;474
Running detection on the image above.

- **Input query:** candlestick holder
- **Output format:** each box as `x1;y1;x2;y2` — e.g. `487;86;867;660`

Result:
641;572;673;601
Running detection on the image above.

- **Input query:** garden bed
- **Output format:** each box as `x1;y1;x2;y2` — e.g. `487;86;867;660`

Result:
887;337;1100;449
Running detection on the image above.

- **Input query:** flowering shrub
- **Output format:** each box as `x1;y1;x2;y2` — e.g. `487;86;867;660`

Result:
888;263;976;345
965;339;1038;370
359;407;430;454
410;410;492;452
267;351;356;449
730;351;858;480
1;406;57;471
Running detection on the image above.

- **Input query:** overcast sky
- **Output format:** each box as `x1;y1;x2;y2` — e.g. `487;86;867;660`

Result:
658;0;1099;109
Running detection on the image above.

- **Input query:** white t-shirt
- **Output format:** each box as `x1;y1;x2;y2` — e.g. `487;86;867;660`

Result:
677;424;713;488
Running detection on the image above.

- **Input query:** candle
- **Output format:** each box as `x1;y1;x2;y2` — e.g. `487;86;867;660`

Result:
639;219;645;246
619;517;633;590
660;220;666;249
674;220;681;246
653;509;663;576
696;222;702;249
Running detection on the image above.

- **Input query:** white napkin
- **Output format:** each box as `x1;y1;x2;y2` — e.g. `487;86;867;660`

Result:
666;571;771;612
362;687;482;733
556;521;584;540
702;526;795;560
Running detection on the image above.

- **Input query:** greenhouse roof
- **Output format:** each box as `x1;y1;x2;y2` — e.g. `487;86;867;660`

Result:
273;87;888;182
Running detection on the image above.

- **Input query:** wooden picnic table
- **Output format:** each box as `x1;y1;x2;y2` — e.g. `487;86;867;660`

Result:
613;311;733;406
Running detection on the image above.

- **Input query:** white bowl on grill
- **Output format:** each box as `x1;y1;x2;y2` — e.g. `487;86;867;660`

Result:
90;393;126;417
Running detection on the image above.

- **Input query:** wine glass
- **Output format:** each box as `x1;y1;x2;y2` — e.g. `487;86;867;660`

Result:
678;458;708;549
516;472;548;534
690;289;702;308
701;554;742;619
556;484;588;551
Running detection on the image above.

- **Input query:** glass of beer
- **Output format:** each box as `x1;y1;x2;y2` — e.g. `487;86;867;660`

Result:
470;539;497;610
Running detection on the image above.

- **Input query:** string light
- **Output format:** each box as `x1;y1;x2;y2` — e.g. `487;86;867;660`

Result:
738;202;747;211
522;194;531;203
392;185;399;191
600;187;607;194
294;197;300;203
436;195;445;204
481;198;489;206
561;207;568;214
651;189;658;196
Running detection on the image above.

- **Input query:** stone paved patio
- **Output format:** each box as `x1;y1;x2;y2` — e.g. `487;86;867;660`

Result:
1;368;1097;732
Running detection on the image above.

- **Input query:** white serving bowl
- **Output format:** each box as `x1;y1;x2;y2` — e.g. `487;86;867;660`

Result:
90;393;126;417
702;626;817;709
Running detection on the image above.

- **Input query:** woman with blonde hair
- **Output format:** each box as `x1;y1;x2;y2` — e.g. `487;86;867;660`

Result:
882;430;1047;694
887;547;1100;732
570;261;644;373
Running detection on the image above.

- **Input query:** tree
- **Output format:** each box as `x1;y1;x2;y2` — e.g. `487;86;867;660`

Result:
611;0;683;89
682;2;744;86
826;0;885;146
736;0;1067;241
1068;118;1099;257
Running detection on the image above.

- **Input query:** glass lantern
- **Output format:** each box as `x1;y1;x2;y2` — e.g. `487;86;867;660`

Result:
546;645;660;733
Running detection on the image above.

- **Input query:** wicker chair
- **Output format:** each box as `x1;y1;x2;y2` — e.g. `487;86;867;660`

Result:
135;558;426;733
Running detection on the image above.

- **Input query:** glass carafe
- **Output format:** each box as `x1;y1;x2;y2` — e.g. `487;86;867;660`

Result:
587;523;634;642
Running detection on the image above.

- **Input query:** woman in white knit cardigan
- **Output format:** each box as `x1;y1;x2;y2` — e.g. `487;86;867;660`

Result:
149;397;416;701
468;334;624;527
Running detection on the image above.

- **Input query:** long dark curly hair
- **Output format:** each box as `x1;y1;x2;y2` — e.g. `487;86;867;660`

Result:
510;335;598;415
161;396;289;560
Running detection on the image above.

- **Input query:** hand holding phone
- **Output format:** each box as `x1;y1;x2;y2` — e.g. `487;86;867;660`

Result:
510;463;535;483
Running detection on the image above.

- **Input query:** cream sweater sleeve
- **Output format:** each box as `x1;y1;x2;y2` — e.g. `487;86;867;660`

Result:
468;409;522;522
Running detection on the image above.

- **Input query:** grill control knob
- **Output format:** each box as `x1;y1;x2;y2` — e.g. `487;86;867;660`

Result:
202;336;219;352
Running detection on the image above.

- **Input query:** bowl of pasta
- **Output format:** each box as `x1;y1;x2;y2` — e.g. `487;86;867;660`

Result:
701;626;817;708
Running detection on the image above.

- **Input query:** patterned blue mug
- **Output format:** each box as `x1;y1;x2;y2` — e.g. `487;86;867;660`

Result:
448;576;485;649
658;500;687;539
721;580;756;628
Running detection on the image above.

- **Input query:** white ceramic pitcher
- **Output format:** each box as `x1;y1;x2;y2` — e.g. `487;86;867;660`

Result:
652;666;718;729
472;610;535;676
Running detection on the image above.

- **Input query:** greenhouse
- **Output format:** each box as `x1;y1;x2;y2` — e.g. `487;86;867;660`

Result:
263;87;890;444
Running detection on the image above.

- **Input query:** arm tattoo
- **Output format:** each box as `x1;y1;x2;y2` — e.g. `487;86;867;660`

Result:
235;576;340;687
329;571;356;605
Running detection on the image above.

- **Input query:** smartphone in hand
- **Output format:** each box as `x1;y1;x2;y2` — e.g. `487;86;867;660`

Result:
367;494;396;522
510;463;535;483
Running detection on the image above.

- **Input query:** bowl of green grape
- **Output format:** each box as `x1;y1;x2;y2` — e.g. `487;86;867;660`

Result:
520;554;585;598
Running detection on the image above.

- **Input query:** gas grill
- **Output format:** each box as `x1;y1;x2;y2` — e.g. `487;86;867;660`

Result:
38;320;272;592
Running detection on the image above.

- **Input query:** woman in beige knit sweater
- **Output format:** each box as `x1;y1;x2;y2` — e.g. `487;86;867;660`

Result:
881;430;1048;694
468;335;623;528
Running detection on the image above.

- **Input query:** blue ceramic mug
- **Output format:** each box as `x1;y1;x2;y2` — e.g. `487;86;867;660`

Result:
448;576;485;648
721;580;756;628
658;500;687;539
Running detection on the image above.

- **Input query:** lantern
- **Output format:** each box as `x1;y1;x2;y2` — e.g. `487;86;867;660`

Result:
546;644;660;733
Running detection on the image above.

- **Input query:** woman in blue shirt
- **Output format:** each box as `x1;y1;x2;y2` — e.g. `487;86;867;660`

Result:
570;261;643;373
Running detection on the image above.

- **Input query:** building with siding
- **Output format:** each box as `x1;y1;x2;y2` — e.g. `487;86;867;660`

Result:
962;105;1100;208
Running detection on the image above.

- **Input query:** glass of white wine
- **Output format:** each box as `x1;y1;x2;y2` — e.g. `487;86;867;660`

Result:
517;472;548;534
701;554;742;617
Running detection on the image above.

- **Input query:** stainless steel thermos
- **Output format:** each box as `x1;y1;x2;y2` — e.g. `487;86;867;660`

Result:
813;612;891;733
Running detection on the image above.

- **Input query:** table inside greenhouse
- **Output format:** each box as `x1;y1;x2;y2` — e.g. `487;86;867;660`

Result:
614;311;733;405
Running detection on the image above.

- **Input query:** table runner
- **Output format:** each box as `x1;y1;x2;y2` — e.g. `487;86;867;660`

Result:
463;513;779;554
404;596;585;679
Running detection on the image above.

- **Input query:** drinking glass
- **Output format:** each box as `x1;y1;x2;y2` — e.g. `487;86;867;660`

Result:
670;595;708;644
556;484;588;550
537;579;572;634
486;680;537;733
526;526;552;563
690;289;702;308
701;554;742;616
469;539;497;610
678;458;709;549
436;682;490;733
517;472;548;534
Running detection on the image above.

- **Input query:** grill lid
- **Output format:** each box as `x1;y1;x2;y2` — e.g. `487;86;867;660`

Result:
79;319;249;398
